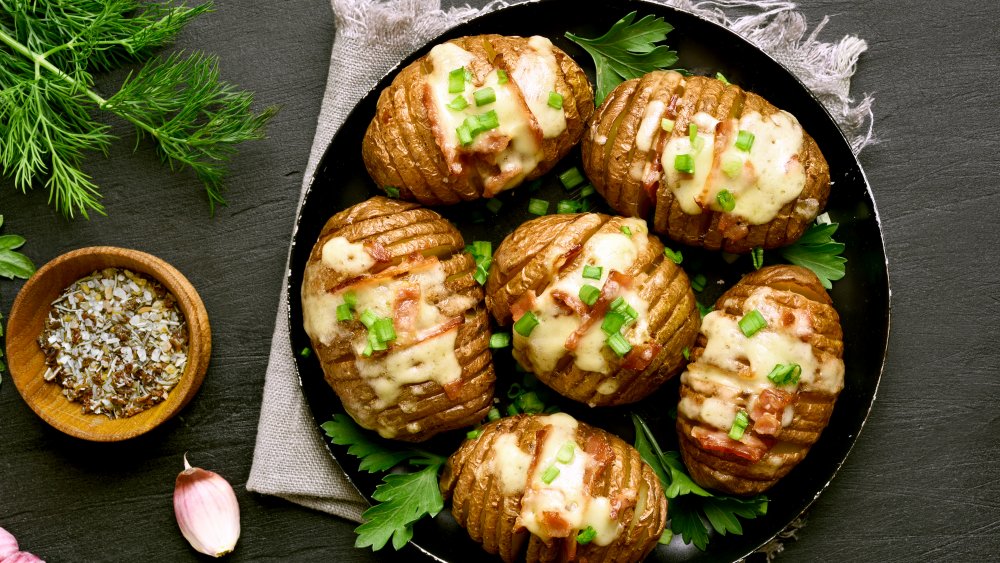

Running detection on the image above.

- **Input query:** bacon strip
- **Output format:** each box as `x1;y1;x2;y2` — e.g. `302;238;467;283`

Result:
621;342;662;371
750;388;795;437
691;426;769;463
551;289;588;316
329;254;439;294
364;240;392;263
392;284;421;342
564;271;633;351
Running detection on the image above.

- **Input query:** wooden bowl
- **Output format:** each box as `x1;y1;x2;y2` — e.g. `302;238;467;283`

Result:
5;247;211;441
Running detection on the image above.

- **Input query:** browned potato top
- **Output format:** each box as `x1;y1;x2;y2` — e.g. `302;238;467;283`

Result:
487;213;699;407
301;196;494;441
676;265;845;495
362;34;594;205
583;70;830;253
441;413;667;563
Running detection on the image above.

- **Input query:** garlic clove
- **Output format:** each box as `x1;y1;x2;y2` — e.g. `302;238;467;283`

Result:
173;455;241;558
1;552;44;563
0;527;18;559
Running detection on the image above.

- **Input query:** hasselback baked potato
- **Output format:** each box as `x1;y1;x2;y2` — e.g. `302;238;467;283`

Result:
441;413;667;562
582;70;830;253
486;213;700;406
676;265;845;495
300;196;495;441
362;34;594;204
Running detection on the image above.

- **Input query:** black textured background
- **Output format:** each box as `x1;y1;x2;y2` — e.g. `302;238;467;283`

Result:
1;1;998;561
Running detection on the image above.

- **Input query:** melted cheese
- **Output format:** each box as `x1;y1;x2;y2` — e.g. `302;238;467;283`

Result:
320;236;375;275
491;433;533;495
513;36;567;138
356;327;461;407
513;219;651;376
635;99;665;152
662;110;807;225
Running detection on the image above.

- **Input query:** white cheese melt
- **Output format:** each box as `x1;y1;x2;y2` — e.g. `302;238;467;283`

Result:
662;110;807;225
513;36;567;139
320;236;375;275
490;433;534;495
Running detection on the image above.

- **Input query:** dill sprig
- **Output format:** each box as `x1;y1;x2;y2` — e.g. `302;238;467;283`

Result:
0;1;277;218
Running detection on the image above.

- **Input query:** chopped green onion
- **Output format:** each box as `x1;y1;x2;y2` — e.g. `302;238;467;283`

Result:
624;304;638;321
557;199;579;214
528;198;549;215
514;311;540;336
579;184;595;197
738;309;768;337
691;135;705;153
477;110;500;132
336;303;353;322
464;68;473;82
722;156;743;178
474;87;496;106
299;347;312;358
767;363;802;386
506;404;519;416
715;71;730;85
697;301;714;318
556;442;575;464
752;247;764;270
674;154;695;174
362;341;373;357
601;311;627;335
457;123;473;145
661;118;675;132
474;265;489;285
384;186;400;198
343;291;357;308
489;332;511;349
448;67;466;93
664;247;683;264
620;225;632;238
471;240;491;257
506;382;523;399
682;346;690;360
578;284;600;306
691;274;707;293
735;129;755;152
728;409;749;440
368;331;387;352
548;91;564;109
466;429;482;439
717;189;736;213
497;69;509;84
447;95;468;111
559;167;585;189
582;265;603;280
577;526;597;545
541;465;560;484
658;529;673;545
486;198;503;214
515;391;545;414
373;317;396;343
359;309;378;328
610;296;627;313
689;123;698;143
487;407;501;421
607;332;632;356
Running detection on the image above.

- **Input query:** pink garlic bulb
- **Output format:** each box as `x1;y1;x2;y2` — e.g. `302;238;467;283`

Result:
0;527;44;562
173;456;241;557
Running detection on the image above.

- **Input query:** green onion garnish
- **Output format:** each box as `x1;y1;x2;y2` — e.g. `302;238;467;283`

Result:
601;311;626;335
448;67;466;93
447;95;468;111
359;309;378;328
497;69;508;84
384;186;400;198
691;274;707;293
767;363;802;386
362;341;373;357
489;332;511;349
477;110;500;131
625;304;638;321
299;347;312;358
607;332;632;356
728;409;749;440
557;199;579;214
582;265;602;280
689;123;698;143
664;247;683;264
506;404;519;416
577;526;597;545
541;465;560;484
578;284;600;306
691;135;705;153
506;382;523;399
528;198;549;215
466;429;482;439
674;154;695;174
373;317;396;343
610;296;627;313
336;303;353;322
547;91;564;109
735;129;755;152
515;391;545;414
752;247;764;270
368;331;387;352
486;198;503;214
487;407;501;421
474;87;496;106
738;309;768;337
471;240;491;257
661;118;675;132
621;225;632;238
556;442;575;464
343;291;357;308
514;311;540;336
717;189;736;213
715;71;730;85
457;123;473;145
697;301;713;318
722;156;743;178
579;184;595;197
559;167;585;189
682;346;690;360
659;529;673;545
474;265;488;286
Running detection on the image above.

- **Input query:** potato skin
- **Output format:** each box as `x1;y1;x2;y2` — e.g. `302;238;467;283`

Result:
300;196;494;441
362;34;594;205
441;414;667;563
582;70;830;253
676;265;844;495
486;213;700;406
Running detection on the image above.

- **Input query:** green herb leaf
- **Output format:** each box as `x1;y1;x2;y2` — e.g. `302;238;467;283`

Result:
322;415;423;473
779;223;847;289
566;12;679;105
354;462;445;551
0;217;35;279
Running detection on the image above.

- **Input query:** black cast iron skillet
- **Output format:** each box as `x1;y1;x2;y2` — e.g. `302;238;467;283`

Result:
286;1;891;560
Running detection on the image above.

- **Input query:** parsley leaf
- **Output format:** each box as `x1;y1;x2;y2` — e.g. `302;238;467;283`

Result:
566;11;678;105
631;413;768;550
779;222;847;289
322;414;447;551
0;216;35;280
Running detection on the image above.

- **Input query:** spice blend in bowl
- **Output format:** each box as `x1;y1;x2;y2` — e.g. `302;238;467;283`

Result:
39;268;190;419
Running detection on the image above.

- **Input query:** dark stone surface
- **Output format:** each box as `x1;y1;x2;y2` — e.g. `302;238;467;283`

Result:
0;0;997;561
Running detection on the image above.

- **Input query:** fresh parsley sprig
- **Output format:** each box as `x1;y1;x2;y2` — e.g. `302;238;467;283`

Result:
632;414;768;551
0;215;35;280
566;11;679;105
321;414;447;551
779;222;847;289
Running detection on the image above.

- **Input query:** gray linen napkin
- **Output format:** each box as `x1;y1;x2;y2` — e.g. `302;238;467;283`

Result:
248;0;875;532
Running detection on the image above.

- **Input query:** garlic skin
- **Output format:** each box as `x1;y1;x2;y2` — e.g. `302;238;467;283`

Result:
173;456;241;557
0;527;18;559
2;552;44;563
